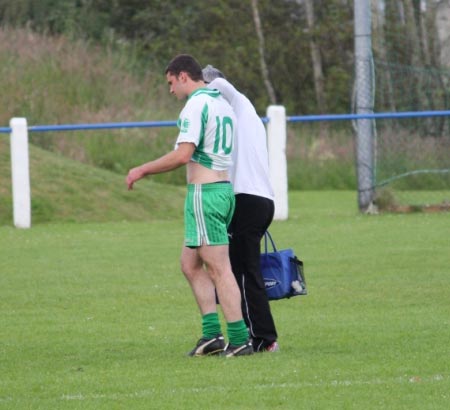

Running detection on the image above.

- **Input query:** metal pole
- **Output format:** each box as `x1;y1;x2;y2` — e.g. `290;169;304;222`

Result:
354;0;375;212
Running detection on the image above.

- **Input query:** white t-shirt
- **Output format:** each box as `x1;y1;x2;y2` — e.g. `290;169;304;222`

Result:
175;87;236;171
208;78;274;200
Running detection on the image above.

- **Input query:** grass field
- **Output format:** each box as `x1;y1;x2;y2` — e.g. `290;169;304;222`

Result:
1;191;449;409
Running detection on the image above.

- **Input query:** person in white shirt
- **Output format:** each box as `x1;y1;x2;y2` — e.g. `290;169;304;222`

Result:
203;65;279;352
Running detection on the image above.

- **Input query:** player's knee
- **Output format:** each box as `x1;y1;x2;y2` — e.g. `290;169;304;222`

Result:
180;260;194;279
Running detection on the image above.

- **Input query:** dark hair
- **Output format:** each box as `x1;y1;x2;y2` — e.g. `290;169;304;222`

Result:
165;54;204;81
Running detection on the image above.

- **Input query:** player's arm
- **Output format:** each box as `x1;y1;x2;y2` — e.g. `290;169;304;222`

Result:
126;142;195;190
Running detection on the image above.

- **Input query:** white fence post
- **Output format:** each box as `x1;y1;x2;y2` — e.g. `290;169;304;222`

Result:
10;117;31;228
266;105;288;220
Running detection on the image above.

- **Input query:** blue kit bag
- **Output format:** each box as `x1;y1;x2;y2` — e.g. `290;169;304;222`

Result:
260;231;307;301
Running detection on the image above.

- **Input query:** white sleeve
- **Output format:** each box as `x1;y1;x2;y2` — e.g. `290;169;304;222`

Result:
175;99;202;147
207;78;238;106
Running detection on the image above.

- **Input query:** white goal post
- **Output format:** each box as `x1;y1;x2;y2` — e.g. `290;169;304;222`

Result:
266;105;288;221
10;117;31;229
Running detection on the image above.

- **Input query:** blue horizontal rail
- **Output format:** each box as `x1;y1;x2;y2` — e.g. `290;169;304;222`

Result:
287;110;450;122
0;120;177;134
28;120;178;132
2;110;450;134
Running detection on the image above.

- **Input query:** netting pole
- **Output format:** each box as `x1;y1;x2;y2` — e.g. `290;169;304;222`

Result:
10;117;31;228
266;105;288;220
354;0;375;212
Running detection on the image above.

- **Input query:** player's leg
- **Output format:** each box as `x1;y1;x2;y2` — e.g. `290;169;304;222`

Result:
182;185;225;356
181;245;216;315
182;185;218;315
198;243;252;356
197;244;242;322
196;183;252;355
181;245;225;356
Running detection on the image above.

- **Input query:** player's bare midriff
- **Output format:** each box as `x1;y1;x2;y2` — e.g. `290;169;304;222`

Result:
186;161;229;184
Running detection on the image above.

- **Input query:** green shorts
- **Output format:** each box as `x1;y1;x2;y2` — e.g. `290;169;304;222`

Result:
184;182;235;247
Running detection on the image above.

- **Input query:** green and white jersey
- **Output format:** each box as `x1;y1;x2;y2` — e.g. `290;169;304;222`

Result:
175;88;235;171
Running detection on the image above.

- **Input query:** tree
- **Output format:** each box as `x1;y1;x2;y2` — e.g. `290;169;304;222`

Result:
372;0;397;112
250;0;276;104
303;0;327;113
0;0;360;114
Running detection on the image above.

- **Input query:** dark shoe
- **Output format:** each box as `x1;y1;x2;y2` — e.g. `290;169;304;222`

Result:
253;338;279;353
221;340;254;357
264;341;280;352
188;334;225;357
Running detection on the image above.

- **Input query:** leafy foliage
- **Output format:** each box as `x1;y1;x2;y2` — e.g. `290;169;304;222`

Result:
0;0;355;114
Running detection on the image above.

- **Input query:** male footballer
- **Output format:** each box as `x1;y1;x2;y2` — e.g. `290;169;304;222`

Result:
126;54;252;357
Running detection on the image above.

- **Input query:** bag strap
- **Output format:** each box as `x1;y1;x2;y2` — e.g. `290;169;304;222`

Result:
263;231;278;253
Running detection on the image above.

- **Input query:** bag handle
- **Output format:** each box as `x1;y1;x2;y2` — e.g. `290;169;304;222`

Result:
263;231;278;253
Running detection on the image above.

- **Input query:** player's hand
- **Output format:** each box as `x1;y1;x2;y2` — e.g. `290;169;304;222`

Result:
126;167;143;190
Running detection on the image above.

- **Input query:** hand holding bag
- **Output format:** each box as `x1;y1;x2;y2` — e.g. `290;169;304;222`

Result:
260;231;307;300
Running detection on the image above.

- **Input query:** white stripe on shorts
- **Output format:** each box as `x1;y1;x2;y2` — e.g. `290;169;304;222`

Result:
194;185;209;245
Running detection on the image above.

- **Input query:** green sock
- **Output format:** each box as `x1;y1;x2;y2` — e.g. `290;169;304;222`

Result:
202;312;221;339
227;320;249;346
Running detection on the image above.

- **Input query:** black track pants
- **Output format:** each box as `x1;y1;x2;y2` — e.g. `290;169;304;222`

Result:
228;193;277;351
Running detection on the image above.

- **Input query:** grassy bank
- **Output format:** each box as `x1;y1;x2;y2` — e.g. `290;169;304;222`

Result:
0;135;184;226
